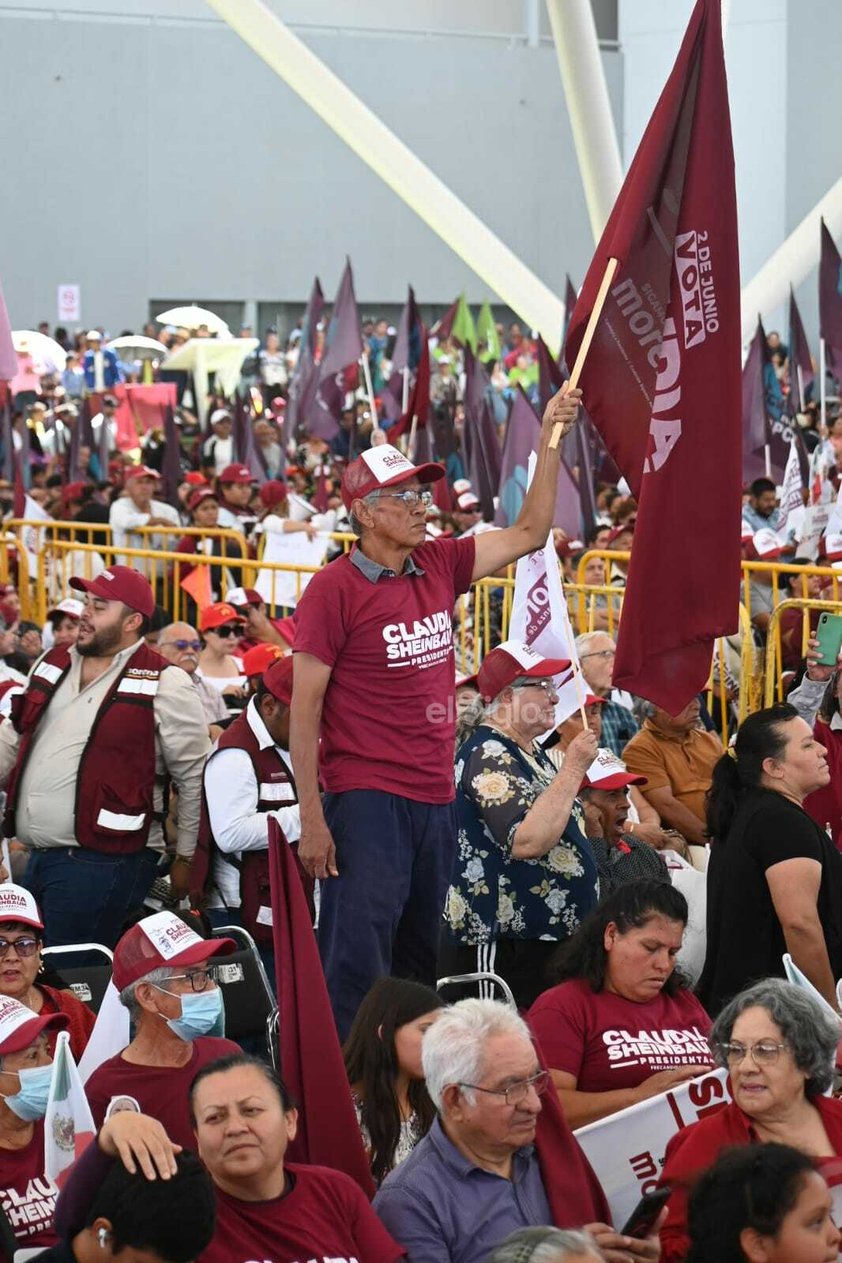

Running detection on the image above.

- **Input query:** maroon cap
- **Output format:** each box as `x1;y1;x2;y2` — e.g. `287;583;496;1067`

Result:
218;463;254;485
606;524;634;546
263;655;293;706
477;639;571;703
0;995;68;1056
340;443;444;511
125;465;159;482
224;587;262;609
70;565;155;618
187;487;218;512
113;911;235;992
259;479;288;509
63;481;87;503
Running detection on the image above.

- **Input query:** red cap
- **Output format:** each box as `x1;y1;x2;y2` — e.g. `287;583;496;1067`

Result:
477;639;571;703
63;481;87;503
184;472;209;487
187;487;218;512
218;464;254;485
112;910;235;992
200;602;244;632
582;748;647;790
259;480;288;509
270;396;287;413
241;642;284;678
224;587;262;609
263;655;293;705
0;995;68;1056
125;465;159;482
70;565;155;618
340;444;444;511
606;524;634;546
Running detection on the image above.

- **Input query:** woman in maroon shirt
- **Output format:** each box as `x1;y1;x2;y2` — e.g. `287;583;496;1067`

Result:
528;880;713;1129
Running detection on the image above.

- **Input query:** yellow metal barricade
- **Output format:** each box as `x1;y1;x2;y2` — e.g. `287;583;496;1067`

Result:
763;597;842;707
741;559;841;629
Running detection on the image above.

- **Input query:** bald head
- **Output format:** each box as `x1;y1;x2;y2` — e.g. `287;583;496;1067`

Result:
157;621;201;675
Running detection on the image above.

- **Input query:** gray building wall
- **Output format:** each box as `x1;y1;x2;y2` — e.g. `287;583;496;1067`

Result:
0;0;620;338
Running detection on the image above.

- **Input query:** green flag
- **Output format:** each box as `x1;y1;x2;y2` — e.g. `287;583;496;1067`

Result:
451;293;477;351
476;301;501;361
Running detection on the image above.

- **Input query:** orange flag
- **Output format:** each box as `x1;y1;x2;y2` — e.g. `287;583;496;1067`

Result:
180;563;212;612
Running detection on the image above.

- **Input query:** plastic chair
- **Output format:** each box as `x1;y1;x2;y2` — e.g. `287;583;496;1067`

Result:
212;924;277;1060
436;971;517;1009
41;942;114;1015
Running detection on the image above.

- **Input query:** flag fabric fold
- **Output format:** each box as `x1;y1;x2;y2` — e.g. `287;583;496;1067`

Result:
564;0;741;711
286;277;325;446
382;287;423;422
788;287;814;415
44;1030;95;1185
310;260;363;442
495;388;581;538
463;350;502;520
268;818;375;1197
820;219;842;373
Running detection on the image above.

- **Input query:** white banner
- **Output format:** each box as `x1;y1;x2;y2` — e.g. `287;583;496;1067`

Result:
255;524;332;609
776;438;805;542
574;1068;730;1228
798;503;831;562
57;284;80;323
509;452;584;726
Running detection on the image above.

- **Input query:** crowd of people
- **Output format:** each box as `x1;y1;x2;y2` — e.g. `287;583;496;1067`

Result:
0;306;839;1263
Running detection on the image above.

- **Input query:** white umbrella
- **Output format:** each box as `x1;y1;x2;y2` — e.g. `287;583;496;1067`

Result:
156;306;231;338
107;335;168;362
161;338;259;428
12;330;67;373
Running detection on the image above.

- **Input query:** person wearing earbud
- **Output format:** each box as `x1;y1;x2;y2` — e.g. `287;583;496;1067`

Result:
0;993;69;1252
83;911;241;1152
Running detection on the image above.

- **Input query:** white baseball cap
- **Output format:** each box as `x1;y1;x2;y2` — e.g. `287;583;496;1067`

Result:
47;598;84;621
0;883;43;930
0;994;67;1055
582;748;647;791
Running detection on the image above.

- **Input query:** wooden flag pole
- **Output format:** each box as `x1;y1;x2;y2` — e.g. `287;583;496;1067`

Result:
549;256;619;450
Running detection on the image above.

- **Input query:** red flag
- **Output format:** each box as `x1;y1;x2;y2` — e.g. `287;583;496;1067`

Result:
819;219;842;373
180;564;213;613
788;286;814;415
390;331;430;442
268;819;375;1196
564;0;741;712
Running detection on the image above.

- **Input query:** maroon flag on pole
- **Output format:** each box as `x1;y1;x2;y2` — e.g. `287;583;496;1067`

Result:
390;331;431;442
819;219;842;373
741;320;773;483
564;0;741;712
382;287;423;423
463;349;502;520
268;819;375;1197
788;286;814;415
310;260;362;441
286;277;325;445
160;405;183;508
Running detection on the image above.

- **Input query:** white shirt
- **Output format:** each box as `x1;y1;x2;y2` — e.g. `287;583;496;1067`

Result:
203;696;300;908
201;434;233;476
109;495;180;554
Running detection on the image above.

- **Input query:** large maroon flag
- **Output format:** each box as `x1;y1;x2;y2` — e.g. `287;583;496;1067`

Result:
819;219;842;374
268;819;375;1197
564;0;741;712
788;286;814;415
311;260;362;442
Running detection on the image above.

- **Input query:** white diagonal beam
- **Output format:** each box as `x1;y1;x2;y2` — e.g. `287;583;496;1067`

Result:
205;0;564;344
544;0;623;242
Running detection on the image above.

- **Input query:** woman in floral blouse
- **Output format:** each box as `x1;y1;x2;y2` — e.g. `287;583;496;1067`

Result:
438;639;599;1008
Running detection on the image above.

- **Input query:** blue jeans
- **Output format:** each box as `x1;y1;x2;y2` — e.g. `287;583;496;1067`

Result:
319;790;457;1040
24;847;162;951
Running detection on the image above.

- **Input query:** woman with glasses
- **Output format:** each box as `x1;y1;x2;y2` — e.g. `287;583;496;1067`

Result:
0;995;69;1253
197;602;247;701
0;883;94;1061
698;703;842;1016
529;881;713;1129
439;640;600;1009
658;978;842;1263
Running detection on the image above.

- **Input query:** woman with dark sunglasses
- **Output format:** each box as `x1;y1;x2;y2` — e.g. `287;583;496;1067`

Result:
196;603;247;703
0;883;94;1062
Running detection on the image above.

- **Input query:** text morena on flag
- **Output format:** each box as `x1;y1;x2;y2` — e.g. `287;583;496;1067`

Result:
564;0;741;713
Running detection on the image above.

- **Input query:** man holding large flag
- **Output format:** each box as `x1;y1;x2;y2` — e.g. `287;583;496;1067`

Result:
565;0;741;713
292;385;581;1038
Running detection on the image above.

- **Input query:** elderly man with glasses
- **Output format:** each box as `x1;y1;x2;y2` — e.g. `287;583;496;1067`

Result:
292;387;582;1039
156;621;228;727
83;911;241;1151
374;998;658;1263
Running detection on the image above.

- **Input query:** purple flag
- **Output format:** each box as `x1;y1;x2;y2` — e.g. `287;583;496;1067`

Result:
310;260;362;441
788;286;814;415
463;349;502;520
495;388;581;537
161;405;183;508
0;282;16;383
1;405;13;482
819;219;842;373
286;277;324;446
742;318;792;482
563;275;578;346
382;287;422;422
233;395;267;485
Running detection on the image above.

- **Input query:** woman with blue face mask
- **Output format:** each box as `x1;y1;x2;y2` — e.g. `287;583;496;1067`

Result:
0;993;69;1253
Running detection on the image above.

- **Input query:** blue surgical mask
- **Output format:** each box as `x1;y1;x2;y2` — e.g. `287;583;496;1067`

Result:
155;986;224;1043
0;1063;53;1121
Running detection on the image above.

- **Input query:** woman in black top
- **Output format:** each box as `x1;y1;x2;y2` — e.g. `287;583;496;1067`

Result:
698;702;842;1015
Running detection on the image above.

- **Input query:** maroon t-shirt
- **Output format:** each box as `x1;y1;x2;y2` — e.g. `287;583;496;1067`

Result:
85;1037;241;1150
528;977;713;1092
294;538;476;802
201;1163;404;1263
0;1119;59;1248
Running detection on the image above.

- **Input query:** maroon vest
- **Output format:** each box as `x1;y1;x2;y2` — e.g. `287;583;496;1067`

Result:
194;708;298;942
4;643;169;855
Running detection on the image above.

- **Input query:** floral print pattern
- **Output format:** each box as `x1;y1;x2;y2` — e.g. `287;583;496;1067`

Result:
443;725;599;946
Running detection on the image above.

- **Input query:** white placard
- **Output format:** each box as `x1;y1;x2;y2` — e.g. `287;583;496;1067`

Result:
256;523;332;609
57;284;81;323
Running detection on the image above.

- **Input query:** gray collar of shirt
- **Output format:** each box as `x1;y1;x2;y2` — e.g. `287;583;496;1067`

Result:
427;1117;535;1182
349;545;426;583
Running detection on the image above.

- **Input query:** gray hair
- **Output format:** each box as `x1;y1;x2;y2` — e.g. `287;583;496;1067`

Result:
574;630;615;656
487;1228;601;1263
710;978;839;1096
422;998;533;1111
119;965;174;1020
349;492;380;538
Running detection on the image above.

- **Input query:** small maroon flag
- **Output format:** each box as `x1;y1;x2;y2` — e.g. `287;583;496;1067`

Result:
390;329;430;442
311;260;363;442
788;286;814;415
819;219;842;373
564;0;741;712
268;819;374;1197
160;405;183;508
463;349;502;520
286;277;325;446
